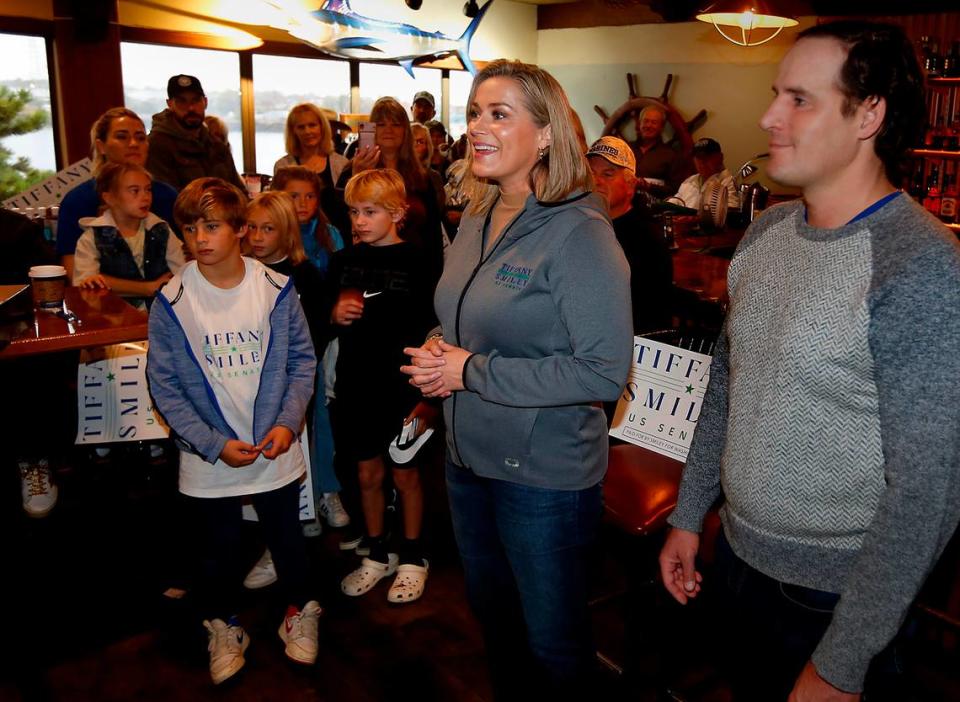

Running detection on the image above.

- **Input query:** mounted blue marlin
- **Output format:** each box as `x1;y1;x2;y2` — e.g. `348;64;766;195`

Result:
261;0;494;77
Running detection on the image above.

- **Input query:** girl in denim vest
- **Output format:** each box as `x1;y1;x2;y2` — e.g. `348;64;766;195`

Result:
73;162;185;309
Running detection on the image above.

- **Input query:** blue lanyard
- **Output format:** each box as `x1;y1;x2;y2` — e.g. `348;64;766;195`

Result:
804;190;902;225
847;191;902;224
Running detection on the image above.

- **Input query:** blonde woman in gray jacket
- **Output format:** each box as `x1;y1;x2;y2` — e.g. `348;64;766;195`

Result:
402;59;633;701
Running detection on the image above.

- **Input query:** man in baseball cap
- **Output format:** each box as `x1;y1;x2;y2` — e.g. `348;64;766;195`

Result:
167;74;205;99
671;136;738;211
411;91;436;124
147;74;244;191
587;136;672;332
587;136;637;215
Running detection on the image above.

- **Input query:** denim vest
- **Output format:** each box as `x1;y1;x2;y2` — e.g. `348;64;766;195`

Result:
93;220;172;308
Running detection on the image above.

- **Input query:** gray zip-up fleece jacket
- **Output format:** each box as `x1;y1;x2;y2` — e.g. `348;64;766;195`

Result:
434;190;633;490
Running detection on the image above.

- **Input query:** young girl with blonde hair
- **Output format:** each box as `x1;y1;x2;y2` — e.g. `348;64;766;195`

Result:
241;190;348;591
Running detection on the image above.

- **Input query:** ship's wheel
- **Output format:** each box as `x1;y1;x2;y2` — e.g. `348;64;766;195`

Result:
594;73;707;159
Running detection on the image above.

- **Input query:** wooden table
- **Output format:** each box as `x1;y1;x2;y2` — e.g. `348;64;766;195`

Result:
0;287;148;360
662;217;742;306
671;217;745;254
672;250;731;305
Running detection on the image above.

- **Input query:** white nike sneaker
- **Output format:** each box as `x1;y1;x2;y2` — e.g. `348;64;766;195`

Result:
204;617;249;685
278;600;322;664
243;549;277;589
318;492;350;528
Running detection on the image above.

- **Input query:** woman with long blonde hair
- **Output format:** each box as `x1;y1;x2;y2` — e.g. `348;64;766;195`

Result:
275;102;350;236
240;189;350;588
402;59;632;699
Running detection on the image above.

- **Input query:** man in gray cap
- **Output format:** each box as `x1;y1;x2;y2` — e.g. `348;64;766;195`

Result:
146;74;245;191
411;91;436;125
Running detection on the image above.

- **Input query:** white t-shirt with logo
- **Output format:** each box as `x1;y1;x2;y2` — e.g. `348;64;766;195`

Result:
178;258;305;498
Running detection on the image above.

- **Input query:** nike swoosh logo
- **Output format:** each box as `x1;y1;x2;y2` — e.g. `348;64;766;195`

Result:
362;290;383;298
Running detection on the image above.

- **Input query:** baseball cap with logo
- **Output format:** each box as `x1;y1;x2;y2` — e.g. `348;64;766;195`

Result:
586;136;636;172
692;137;722;156
412;90;435;108
167;75;205;99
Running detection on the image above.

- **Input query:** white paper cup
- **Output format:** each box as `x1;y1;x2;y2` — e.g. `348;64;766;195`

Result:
28;265;67;311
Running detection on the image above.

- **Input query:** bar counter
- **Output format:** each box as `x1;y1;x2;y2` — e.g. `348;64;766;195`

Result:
668;216;745;307
0;287;148;360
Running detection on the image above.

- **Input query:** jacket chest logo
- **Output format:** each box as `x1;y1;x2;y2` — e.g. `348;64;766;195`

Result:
494;263;533;291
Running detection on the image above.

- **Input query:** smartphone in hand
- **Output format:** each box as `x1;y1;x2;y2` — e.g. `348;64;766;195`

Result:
359;121;376;150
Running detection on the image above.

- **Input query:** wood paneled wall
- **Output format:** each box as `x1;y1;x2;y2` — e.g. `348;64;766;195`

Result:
52;0;123;164
823;12;960;45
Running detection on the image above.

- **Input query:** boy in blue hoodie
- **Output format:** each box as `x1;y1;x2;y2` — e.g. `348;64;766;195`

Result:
147;177;319;685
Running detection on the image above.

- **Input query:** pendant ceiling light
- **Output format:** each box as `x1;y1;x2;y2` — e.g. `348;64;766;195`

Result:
696;1;798;47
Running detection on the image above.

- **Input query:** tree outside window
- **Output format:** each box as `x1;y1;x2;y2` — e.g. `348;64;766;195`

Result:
0;33;55;202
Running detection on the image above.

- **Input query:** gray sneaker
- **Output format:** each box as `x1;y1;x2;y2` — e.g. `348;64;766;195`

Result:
302;517;323;538
318;492;350;528
19;459;57;518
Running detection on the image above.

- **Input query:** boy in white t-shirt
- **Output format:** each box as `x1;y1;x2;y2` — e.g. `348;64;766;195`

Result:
146;177;319;685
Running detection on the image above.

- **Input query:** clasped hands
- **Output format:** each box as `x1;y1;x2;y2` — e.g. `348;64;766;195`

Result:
401;338;471;399
219;426;294;467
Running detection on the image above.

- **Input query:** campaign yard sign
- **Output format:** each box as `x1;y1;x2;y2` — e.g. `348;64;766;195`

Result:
76;343;169;444
3;158;93;210
609;336;713;461
77;342;316;520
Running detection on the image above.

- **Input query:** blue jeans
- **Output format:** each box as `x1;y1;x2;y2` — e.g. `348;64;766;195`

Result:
309;394;341;496
445;461;602;701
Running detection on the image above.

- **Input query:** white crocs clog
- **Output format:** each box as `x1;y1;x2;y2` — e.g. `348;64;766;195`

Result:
340;554;399;597
387;560;429;603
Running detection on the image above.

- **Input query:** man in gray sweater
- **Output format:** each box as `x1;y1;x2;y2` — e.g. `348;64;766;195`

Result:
659;21;960;702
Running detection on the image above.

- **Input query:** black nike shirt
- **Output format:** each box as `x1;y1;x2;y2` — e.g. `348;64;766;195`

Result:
327;241;437;399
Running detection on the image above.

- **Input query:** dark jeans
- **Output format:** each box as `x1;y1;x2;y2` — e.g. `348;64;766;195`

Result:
445;461;602;702
715;529;905;701
187;478;310;621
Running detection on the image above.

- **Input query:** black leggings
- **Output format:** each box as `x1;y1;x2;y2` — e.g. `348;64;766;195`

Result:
187;478;310;621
